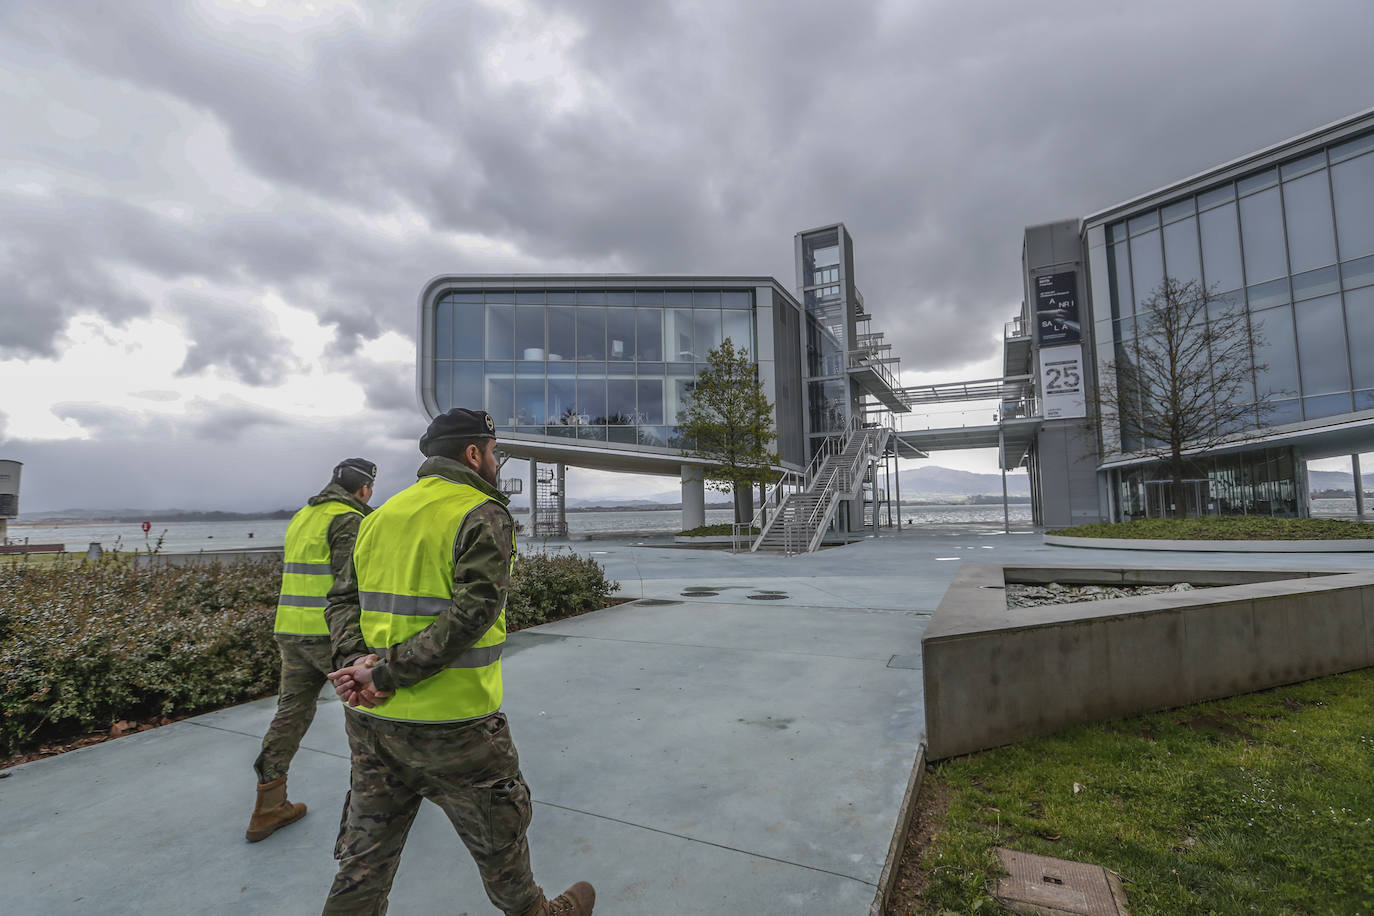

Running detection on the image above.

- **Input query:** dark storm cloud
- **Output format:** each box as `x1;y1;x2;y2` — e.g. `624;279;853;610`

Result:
175;295;297;387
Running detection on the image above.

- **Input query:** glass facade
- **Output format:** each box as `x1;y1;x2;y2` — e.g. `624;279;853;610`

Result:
431;288;755;450
799;228;851;449
1115;448;1300;520
1089;127;1374;434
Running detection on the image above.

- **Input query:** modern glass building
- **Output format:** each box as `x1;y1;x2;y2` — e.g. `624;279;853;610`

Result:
416;224;913;529
1015;107;1374;525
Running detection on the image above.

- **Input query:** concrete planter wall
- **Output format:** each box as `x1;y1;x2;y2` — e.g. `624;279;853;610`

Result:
923;563;1374;760
1045;534;1374;552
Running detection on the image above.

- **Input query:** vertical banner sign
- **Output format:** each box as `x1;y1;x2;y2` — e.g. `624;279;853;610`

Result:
1040;345;1086;419
1035;271;1080;345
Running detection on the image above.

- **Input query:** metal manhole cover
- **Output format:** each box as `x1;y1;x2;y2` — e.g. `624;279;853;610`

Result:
681;591;718;597
994;849;1128;915
747;593;788;600
636;599;682;607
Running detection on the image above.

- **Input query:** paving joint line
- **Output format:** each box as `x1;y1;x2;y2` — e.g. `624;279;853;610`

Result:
531;799;878;888
524;630;910;663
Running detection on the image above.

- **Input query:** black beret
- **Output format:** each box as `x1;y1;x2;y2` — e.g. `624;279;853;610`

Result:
333;458;377;489
420;407;497;456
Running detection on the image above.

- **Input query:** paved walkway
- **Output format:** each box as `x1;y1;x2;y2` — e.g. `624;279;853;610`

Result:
8;525;1373;914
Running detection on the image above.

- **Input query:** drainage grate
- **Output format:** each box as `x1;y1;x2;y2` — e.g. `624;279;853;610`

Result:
681;591;719;597
636;599;682;607
747;593;788;600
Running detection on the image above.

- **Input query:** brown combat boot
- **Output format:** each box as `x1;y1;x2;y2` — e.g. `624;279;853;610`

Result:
245;776;307;842
521;881;595;915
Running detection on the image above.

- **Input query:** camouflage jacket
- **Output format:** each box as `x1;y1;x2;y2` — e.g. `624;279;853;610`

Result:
325;457;515;694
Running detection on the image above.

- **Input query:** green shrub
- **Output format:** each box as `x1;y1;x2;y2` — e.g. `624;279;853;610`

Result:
1050;517;1374;540
506;548;617;631
677;523;759;537
1;547;618;754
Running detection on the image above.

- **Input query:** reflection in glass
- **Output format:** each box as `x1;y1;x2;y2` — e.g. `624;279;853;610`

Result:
1332;152;1374;260
1304;393;1353;419
1294;294;1350;395
666;378;695;426
1245;278;1289;311
1281;152;1325;180
692;290;721;308
1250;306;1299;398
1162;217;1201;288
606;379;636;423
722;290;752;309
1239;187;1287;283
1342;254;1374;290
548;307;575;362
1161;199;1194;223
436;299;453;358
435;361;451;410
1282;169;1337;273
1291;266;1339;301
1199;202;1243;291
722;309;752;354
1108;243;1131;321
576;308;605;360
637;379;664;424
666;309;694;361
1238;168;1278;196
1197;184;1234;210
577;378;606;423
606;308;635;360
515;378;546;425
694;309;722;358
486;305;514;359
454;362;482;407
515;305;545;359
1344;287;1374;389
453;299;484;358
548;378;576;425
636;309;663;360
486;376;514;427
1130;229;1163;310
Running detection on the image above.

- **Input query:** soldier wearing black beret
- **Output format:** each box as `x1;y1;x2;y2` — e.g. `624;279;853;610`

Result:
322;408;595;915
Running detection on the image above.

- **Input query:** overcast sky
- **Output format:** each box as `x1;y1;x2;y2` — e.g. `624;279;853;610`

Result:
4;0;1374;513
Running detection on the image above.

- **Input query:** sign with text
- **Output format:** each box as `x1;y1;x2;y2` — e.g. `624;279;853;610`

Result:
1039;345;1086;420
1035;271;1080;345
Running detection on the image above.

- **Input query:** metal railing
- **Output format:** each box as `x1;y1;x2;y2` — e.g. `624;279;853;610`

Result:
846;348;901;394
799;424;886;554
1005;316;1028;339
732;469;802;552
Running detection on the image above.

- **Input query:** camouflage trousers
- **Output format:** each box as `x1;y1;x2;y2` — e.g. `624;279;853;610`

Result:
322;710;539;916
253;634;335;783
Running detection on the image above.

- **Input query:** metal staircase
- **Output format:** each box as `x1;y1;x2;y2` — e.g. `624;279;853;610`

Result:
736;416;891;555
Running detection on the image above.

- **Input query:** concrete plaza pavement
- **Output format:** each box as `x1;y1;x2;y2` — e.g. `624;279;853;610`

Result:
8;524;1374;914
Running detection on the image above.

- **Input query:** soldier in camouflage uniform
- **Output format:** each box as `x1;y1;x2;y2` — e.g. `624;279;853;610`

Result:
245;458;376;843
322;408;594;916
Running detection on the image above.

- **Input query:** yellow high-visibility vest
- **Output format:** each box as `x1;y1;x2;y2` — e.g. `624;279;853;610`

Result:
351;475;513;724
274;501;363;636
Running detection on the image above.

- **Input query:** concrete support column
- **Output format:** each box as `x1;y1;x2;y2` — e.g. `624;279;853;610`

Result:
681;464;706;531
1354;454;1365;517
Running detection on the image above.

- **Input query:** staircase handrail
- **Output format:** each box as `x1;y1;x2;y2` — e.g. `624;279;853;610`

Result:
733;467;801;552
803;425;882;553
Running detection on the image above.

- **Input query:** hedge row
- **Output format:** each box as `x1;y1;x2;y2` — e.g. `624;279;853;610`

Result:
0;549;616;755
1049;516;1374;540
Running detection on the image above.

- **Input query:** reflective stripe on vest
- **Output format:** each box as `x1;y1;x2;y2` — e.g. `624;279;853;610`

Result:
352;475;515;724
274;500;362;636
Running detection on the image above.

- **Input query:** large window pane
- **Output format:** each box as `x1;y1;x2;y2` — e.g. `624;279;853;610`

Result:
1282;169;1337;273
548;307;576;362
1108;242;1131;320
1130;229;1163;310
1162;217;1202;288
486;305;514;359
435;361;451;409
1345;287;1374;389
1304;393;1353;419
636;308;663;360
548;378;576;425
1200;202;1243;292
576;377;606;423
694;309;722;358
454;362;482;408
1250;306;1299;398
1239;186;1287;283
722;290;751;309
453;299;484;358
636;379;664;425
486;376;514;427
1295;294;1350;395
666;378;694;426
515;305;545;359
665;309;694;362
722;309;753;355
435;298;453;358
606;307;635;361
1333;152;1374;261
606;379;636;423
576;307;605;360
515;378;546;425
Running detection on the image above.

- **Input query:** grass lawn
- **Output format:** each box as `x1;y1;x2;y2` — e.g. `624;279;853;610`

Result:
1050;517;1374;540
890;668;1374;915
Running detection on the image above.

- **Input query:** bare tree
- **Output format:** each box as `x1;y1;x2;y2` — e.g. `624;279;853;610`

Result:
1096;277;1281;518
